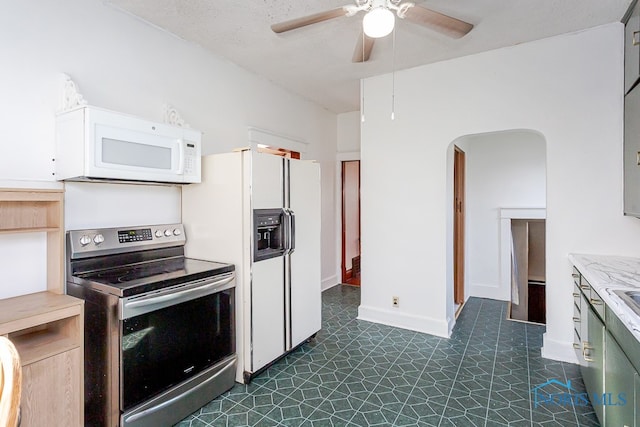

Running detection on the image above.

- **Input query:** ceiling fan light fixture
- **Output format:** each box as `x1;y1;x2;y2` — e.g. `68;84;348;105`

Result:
362;6;395;38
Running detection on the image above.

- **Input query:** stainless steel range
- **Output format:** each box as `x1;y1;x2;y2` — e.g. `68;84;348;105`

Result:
66;223;236;427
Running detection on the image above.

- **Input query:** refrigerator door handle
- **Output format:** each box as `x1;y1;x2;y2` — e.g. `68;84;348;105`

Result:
283;208;292;255
289;209;296;254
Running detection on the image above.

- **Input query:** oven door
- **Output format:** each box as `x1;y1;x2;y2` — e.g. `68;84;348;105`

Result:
119;273;235;412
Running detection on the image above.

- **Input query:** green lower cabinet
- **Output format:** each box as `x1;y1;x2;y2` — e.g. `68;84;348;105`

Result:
584;304;605;425
636;372;640;427
605;331;636;427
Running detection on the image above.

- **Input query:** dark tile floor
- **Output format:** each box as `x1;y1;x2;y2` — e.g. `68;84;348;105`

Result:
175;285;599;426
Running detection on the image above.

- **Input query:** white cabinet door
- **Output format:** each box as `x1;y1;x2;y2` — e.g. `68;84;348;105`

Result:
251;152;283;209
251;256;285;372
289;160;321;348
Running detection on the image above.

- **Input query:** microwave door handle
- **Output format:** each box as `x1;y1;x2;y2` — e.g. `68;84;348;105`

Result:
176;138;185;175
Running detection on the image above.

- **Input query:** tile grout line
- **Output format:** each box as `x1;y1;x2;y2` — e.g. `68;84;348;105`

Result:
562;360;582;426
341;330;422;425
196;289;364;426
258;317;382;425
436;299;485;427
253;302;392;425
388;335;444;426
289;323;400;425
483;302;505;427
525;323;533;427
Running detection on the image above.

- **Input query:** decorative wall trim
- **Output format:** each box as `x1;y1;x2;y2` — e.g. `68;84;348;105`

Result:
357;305;451;338
248;127;308;154
164;104;190;128
500;208;546;219
541;333;579;364
59;74;87;112
337;151;361;161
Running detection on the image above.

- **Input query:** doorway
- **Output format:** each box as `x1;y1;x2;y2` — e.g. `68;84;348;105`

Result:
509;218;546;324
450;130;546;323
341;161;360;286
453;146;465;314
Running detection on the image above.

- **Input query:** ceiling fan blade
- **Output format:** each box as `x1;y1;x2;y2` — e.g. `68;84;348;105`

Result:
271;7;347;34
404;6;473;38
352;32;375;63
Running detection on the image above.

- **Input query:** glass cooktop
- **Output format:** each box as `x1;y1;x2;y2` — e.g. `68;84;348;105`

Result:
74;257;234;297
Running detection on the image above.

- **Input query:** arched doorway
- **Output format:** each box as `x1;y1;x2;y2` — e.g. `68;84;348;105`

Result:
449;130;547;321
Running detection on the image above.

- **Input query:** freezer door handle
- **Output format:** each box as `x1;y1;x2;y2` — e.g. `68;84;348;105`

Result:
282;209;291;255
283;208;295;255
289;209;296;254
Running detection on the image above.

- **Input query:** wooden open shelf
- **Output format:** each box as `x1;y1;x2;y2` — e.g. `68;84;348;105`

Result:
0;227;60;234
0;188;64;294
0;292;83;363
0;188;84;425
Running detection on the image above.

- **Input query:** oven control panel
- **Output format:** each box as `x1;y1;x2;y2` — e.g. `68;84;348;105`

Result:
68;223;186;259
118;228;153;243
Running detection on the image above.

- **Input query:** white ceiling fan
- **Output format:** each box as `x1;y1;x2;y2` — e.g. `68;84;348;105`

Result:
271;0;474;63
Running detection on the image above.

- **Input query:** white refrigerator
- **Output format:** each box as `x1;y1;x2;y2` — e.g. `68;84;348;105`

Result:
182;150;321;383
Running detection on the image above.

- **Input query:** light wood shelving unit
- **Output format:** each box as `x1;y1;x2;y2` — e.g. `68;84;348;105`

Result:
0;188;83;426
0;188;65;294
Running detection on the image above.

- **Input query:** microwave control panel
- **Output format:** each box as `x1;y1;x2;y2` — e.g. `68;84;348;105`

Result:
184;142;197;175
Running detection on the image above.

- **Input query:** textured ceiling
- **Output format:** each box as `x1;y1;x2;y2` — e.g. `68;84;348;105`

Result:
105;0;632;113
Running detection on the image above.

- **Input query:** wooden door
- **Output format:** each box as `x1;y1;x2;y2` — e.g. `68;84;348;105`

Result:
341;161;361;285
454;147;465;305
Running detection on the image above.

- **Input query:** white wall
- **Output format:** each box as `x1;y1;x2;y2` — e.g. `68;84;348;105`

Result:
337;111;361;154
331;111;362;289
360;23;640;363
457;131;546;301
0;0;337;298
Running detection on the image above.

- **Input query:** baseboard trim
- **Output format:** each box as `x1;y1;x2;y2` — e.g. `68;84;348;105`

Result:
469;283;509;301
541;333;579;364
357;305;450;338
321;275;339;291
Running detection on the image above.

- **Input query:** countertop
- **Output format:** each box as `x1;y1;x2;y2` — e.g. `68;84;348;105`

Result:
569;253;640;341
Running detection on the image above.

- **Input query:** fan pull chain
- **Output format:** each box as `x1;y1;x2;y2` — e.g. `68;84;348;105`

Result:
391;25;396;120
361;29;365;123
361;79;365;123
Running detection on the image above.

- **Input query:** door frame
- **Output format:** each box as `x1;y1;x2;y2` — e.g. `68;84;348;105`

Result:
454;146;465;306
341;160;361;284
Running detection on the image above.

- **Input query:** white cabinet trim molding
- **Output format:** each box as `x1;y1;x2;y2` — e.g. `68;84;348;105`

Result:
248;127;308;154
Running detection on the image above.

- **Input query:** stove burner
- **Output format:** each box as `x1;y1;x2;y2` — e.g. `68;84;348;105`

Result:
89;258;186;283
72;254;234;297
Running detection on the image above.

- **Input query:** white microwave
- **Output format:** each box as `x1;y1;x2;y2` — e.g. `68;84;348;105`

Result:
55;106;201;184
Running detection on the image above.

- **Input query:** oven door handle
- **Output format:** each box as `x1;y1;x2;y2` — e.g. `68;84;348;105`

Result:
120;273;235;320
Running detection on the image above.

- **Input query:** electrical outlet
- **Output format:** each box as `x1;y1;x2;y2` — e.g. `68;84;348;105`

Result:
392;296;399;307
